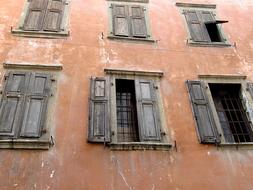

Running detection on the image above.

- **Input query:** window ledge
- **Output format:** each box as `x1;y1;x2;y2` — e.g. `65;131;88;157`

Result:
188;41;231;47
218;143;253;149
107;35;155;43
108;142;172;151
0;138;52;149
11;29;69;39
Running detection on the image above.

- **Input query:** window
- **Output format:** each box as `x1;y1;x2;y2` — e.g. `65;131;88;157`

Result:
12;0;70;38
176;3;230;46
88;69;171;150
108;2;154;42
0;64;60;149
186;75;253;145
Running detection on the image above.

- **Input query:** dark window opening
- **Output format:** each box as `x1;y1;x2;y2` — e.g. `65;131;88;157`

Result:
209;84;253;143
205;23;223;42
116;79;139;142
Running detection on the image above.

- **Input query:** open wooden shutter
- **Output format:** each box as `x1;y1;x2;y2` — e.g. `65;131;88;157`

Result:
0;72;29;137
43;0;64;32
88;77;110;143
129;5;147;38
20;73;51;138
184;10;210;42
112;4;130;37
135;79;161;141
186;80;220;144
23;0;49;31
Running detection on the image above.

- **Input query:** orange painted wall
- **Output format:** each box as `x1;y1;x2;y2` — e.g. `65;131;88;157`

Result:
1;0;253;189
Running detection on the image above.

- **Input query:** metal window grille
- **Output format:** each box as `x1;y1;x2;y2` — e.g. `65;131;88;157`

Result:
116;80;139;142
210;84;253;143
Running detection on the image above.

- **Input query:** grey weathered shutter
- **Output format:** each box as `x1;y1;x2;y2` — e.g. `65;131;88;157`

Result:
23;0;49;31
88;77;110;142
135;79;161;141
129;6;147;38
43;0;64;32
112;4;130;37
20;73;51;138
186;80;220;144
247;83;253;98
184;10;210;42
0;72;29;137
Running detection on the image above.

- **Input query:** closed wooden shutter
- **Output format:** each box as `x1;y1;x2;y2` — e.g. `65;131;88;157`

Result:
135;79;161;141
43;0;64;32
112;4;130;37
186;80;220;144
0;72;29;137
20;73;51;137
23;0;49;31
88;77;110;143
129;6;147;38
184;10;210;42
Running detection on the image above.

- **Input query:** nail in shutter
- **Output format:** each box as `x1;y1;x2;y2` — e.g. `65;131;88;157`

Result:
20;73;51;138
23;0;49;31
186;80;220;144
112;4;130;37
43;0;64;32
129;6;147;38
184;10;210;42
88;77;110;143
135;79;161;141
0;72;29;137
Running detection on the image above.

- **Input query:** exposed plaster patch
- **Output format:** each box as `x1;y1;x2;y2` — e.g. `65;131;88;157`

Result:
13;184;18;187
207;151;211;156
50;170;55;178
41;162;44;168
151;184;155;190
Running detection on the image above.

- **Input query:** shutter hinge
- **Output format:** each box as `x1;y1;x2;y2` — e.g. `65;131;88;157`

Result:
143;8;146;11
51;78;56;82
50;136;55;146
41;129;47;134
4;75;8;80
50;93;54;97
161;131;166;136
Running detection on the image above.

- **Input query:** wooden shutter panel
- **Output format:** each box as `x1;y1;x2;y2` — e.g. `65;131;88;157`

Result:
184;10;210;42
186;80;220;144
0;72;29;137
129;6;147;38
88;77;110;142
135;79;161;141
43;0;64;32
112;4;130;37
23;0;49;31
20;73;51;138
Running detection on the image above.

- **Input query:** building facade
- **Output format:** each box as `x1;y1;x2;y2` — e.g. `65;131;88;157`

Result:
0;0;253;189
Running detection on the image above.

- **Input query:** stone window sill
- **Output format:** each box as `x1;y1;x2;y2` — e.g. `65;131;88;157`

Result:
107;35;155;43
188;40;231;47
0;138;53;149
11;29;69;39
217;142;253;150
108;142;172;151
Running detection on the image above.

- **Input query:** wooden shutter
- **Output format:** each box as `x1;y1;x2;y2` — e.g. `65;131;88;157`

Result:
129;6;147;38
112;4;130;37
88;77;110;142
0;72;29;137
184;10;210;42
135;79;161;141
43;0;64;32
20;73;51;138
23;0;49;31
186;80;220;144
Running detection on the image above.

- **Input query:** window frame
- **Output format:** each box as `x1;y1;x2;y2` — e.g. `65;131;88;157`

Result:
105;69;171;150
107;2;154;42
0;63;62;149
176;3;231;47
198;75;253;146
11;0;70;38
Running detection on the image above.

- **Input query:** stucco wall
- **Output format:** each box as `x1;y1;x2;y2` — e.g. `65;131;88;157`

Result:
1;0;253;189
